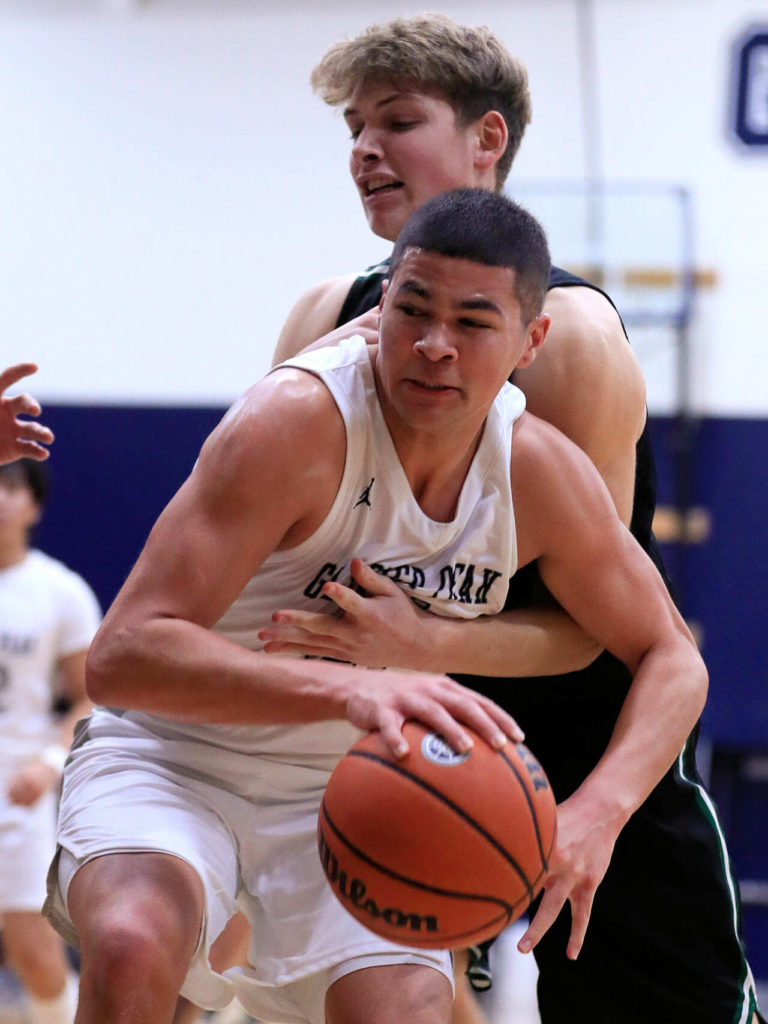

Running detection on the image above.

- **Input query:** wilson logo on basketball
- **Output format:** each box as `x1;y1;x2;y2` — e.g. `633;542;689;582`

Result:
318;829;439;935
421;732;470;766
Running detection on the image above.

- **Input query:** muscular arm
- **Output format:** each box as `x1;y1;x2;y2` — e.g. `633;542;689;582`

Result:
85;370;522;758
511;413;707;957
514;414;704;809
260;558;601;675
87;371;363;720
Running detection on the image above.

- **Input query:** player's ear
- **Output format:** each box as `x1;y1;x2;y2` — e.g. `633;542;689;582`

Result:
473;111;508;177
516;314;550;369
378;279;389;311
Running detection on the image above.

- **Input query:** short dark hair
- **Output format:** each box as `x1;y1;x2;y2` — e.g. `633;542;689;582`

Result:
390;189;551;324
0;458;48;506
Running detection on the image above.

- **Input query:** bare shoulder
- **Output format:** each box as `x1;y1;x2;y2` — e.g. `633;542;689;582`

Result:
519;285;645;419
514;284;647;523
511;409;599;481
545;283;623;335
272;273;359;365
192;367;347;542
91;366;350;637
206;366;345;478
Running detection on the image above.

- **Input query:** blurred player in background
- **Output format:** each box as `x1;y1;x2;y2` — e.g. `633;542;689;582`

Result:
266;15;763;1024
0;458;100;1024
0;364;54;465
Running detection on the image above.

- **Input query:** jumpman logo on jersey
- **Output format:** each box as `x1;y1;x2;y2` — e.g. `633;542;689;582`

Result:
354;478;375;509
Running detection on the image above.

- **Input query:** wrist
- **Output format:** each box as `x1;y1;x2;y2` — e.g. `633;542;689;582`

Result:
567;776;635;835
308;659;362;718
416;615;449;672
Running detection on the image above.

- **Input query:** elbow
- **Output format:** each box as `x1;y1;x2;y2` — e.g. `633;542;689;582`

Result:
84;632;114;705
692;652;709;721
85;624;137;706
676;635;708;725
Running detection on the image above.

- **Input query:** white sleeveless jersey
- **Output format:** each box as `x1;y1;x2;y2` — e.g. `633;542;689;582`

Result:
104;336;525;768
0;549;101;780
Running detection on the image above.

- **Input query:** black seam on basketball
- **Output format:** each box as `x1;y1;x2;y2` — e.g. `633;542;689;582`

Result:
498;745;549;868
320;798;524;917
343;750;536;903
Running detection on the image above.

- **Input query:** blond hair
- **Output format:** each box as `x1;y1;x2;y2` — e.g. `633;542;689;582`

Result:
311;13;532;190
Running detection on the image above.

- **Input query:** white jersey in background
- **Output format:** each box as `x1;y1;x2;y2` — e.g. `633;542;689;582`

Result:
0;549;101;782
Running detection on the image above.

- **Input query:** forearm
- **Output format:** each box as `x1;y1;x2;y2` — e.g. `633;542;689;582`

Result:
566;639;708;828
84;615;526;760
262;584;604;677
424;606;603;677
86;617;354;725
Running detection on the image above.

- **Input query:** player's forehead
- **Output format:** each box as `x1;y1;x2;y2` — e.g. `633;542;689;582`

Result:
343;78;454;121
389;248;518;314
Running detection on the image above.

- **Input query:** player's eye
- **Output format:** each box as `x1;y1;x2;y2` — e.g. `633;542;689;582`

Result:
459;318;491;330
398;303;428;318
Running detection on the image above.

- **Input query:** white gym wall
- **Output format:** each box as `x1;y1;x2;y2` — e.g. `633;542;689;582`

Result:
0;0;765;415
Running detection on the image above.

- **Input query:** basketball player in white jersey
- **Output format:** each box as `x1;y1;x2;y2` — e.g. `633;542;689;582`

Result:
0;364;53;465
44;190;705;1024
0;458;100;1024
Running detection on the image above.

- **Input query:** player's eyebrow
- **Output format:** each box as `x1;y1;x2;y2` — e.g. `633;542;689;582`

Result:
343;92;418;121
395;279;430;299
458;298;504;314
395;280;503;316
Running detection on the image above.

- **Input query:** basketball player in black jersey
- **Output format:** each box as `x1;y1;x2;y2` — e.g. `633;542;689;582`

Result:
266;14;763;1024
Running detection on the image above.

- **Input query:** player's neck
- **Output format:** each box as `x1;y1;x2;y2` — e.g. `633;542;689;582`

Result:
391;427;485;523
0;535;29;569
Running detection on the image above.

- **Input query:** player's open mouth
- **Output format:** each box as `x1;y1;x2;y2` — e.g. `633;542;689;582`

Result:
363;178;404;196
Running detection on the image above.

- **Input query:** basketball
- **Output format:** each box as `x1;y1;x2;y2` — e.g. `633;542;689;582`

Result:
318;721;557;949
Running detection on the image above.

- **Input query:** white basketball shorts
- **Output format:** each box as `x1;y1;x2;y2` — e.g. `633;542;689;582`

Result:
44;712;452;1022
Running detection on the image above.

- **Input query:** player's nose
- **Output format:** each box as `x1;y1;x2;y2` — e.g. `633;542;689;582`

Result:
352;125;384;161
414;329;458;361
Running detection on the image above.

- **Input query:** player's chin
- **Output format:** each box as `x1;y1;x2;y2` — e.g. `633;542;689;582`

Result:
364;199;410;241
